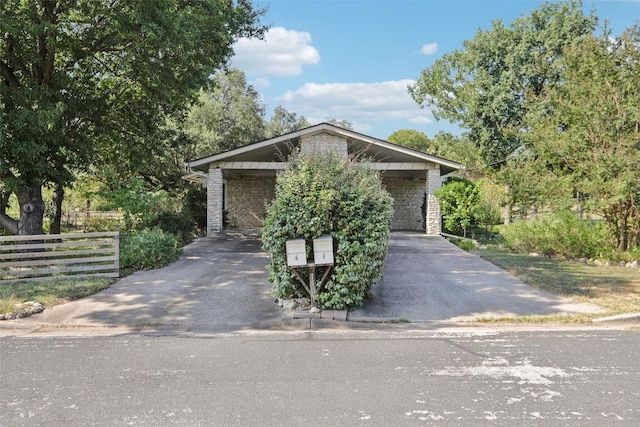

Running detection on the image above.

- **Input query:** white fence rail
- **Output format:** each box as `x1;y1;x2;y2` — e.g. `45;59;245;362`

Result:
0;232;119;283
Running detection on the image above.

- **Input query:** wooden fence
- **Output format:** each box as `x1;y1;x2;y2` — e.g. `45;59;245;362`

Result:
0;232;119;283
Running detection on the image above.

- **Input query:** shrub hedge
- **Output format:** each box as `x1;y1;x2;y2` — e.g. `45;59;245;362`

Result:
262;153;393;309
120;228;182;270
501;210;608;258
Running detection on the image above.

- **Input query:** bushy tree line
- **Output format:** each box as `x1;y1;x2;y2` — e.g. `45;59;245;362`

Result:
0;0;266;236
408;0;640;254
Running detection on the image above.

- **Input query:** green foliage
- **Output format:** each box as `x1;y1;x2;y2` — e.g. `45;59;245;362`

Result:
84;217;124;233
0;277;114;307
0;0;265;235
449;238;475;252
436;178;481;237
262;154;393;309
410;0;595;165
387;129;431;152
265;105;310;138
501;210;609;258
146;210;194;245
120;228;182;271
524;26;640;251
184;69;267;157
96;175;168;230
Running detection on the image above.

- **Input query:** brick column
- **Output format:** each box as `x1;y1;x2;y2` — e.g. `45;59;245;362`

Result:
425;166;441;236
207;167;223;235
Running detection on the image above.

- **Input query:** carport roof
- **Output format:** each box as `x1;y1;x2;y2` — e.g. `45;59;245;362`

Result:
185;122;464;174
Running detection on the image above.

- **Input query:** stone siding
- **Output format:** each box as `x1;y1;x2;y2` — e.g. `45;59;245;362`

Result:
300;133;348;158
225;175;276;229
207;167;223;234
383;177;426;231
425;167;441;235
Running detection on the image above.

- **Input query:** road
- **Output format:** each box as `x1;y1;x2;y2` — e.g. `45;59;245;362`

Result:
1;328;638;426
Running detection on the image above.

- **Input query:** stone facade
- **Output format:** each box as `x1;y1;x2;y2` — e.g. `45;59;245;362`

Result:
383;177;426;231
300;133;348;157
425;166;441;235
207;167;223;234
225;175;276;229
196;128;456;236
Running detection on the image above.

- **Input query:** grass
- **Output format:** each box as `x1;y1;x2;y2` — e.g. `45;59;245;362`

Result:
477;247;640;322
0;294;26;315
0;277;115;311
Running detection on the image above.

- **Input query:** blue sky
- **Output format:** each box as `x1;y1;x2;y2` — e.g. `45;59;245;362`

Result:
231;0;640;140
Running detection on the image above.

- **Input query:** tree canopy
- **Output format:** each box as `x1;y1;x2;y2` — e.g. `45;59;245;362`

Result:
0;0;265;235
409;0;596;166
524;26;640;250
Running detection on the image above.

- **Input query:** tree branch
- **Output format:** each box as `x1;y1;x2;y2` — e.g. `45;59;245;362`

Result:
0;211;18;235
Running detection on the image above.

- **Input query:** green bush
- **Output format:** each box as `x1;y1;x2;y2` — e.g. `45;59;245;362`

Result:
120;228;182;270
84;217;124;232
449;238;475;251
145;210;194;245
436;177;481;237
262;153;393;309
501;210;608;258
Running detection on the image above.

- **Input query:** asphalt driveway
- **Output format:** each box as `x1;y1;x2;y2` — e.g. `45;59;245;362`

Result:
13;231;601;333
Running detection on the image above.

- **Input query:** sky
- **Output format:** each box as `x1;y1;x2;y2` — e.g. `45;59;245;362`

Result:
230;0;640;140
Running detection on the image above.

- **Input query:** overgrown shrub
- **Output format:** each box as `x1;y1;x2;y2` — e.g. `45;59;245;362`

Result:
501;210;608;258
145;210;194;245
436;177;480;237
449;238;475;251
262;153;393;309
120;228;182;270
84;217;124;232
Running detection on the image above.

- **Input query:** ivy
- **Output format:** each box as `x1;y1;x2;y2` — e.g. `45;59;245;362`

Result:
262;153;393;309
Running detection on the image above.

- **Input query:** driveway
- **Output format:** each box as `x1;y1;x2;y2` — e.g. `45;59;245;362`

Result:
349;232;601;322
13;231;600;333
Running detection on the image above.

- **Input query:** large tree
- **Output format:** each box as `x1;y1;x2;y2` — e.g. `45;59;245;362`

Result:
387;129;431;152
409;0;596;166
525;26;640;250
265;105;309;138
184;68;266;158
0;0;264;235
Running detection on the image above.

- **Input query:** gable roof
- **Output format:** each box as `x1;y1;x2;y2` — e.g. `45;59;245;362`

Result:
185;122;464;174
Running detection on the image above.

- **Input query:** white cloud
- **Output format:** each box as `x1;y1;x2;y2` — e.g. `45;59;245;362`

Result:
277;80;434;130
409;116;433;124
232;27;320;76
420;42;438;55
249;77;271;88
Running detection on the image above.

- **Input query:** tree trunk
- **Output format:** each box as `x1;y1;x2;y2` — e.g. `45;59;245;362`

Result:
50;182;64;234
503;184;512;225
16;182;45;236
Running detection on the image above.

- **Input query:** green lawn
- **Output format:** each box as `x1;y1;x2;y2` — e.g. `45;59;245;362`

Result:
0;277;115;313
477;247;640;321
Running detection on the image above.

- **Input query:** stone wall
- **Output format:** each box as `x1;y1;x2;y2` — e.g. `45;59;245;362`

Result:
225;175;276;229
425;167;441;235
300;133;348;158
207;167;223;234
383;177;425;231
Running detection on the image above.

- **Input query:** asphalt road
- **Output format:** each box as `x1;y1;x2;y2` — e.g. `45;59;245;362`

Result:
1;329;638;426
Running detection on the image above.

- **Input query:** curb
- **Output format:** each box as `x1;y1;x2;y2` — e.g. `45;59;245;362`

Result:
592;313;640;325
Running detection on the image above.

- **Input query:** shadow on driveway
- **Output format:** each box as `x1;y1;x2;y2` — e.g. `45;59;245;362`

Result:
18;231;601;333
20;234;281;333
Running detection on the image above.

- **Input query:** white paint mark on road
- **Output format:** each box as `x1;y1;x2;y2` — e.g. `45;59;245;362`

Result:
431;357;570;385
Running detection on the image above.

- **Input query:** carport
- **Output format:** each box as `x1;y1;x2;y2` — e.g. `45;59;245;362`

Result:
183;123;463;236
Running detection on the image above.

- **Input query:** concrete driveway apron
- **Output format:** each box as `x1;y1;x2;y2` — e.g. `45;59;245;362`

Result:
16;231;602;333
18;234;281;333
349;232;602;322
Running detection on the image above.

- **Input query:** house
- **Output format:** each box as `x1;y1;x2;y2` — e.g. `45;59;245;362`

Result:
183;123;464;236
